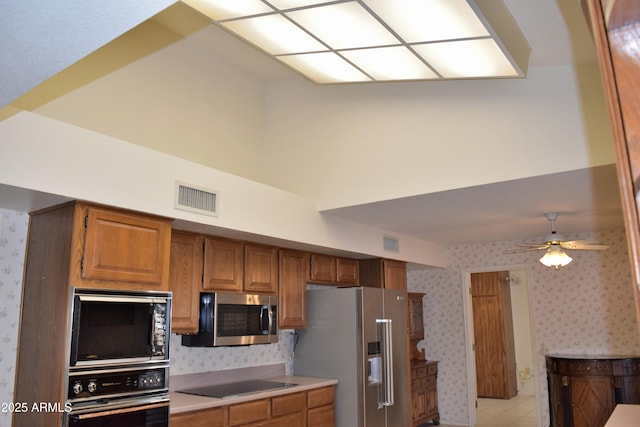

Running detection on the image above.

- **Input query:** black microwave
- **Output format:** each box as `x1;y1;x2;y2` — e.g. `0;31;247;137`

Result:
69;288;171;367
182;292;278;347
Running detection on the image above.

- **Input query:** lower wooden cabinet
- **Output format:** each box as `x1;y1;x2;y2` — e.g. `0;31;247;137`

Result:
171;406;225;427
411;360;439;426
170;385;335;427
546;355;640;427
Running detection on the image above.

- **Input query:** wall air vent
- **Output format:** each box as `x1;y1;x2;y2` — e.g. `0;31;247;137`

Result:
383;235;399;253
174;181;218;217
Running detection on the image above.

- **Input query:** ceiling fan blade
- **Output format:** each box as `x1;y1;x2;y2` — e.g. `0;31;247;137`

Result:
517;242;549;248
560;241;610;250
504;246;549;254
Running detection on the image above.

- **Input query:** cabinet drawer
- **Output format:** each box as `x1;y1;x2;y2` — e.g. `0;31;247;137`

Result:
264;411;305;427
427;363;438;376
228;398;270;425
308;404;335;427
171;407;225;427
307;386;335;408
272;391;305;417
412;366;428;379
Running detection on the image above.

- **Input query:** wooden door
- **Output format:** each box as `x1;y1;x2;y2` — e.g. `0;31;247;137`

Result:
471;271;517;399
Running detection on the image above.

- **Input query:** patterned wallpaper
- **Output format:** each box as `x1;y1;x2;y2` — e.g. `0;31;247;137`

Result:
0;210;28;427
407;228;640;426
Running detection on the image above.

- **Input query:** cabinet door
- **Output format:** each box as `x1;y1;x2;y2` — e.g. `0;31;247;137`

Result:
169;231;203;334
570;376;615;427
408;293;425;339
383;259;407;290
337;257;359;284
308;405;335;427
228;398;270;426
171;407;225;427
279;250;309;329
310;254;337;283
244;244;278;294
78;205;171;290
203;237;244;291
411;384;428;422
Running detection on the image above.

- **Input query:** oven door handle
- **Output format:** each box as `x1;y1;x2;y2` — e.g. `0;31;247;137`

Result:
71;401;169;420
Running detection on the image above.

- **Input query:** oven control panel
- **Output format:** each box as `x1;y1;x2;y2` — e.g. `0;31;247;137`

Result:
68;367;168;401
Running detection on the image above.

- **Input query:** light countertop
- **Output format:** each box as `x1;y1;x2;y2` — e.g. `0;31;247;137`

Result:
605;405;640;427
170;375;337;414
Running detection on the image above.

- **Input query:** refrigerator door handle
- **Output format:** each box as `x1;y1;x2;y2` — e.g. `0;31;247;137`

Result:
377;318;394;408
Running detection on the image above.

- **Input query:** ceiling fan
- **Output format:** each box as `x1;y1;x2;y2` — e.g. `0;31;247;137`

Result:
508;212;609;268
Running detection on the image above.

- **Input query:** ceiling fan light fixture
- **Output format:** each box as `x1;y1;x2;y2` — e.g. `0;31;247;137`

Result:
539;245;572;269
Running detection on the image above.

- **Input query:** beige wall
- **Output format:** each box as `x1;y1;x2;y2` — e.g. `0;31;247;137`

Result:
4;15;615;212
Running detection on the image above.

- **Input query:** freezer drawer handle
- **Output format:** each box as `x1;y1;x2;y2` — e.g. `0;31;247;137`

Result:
377;318;394;408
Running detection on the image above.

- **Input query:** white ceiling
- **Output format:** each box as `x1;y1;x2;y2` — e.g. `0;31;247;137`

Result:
1;1;624;251
152;1;624;246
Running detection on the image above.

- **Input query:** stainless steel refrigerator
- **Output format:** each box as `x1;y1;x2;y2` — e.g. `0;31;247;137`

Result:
294;287;409;427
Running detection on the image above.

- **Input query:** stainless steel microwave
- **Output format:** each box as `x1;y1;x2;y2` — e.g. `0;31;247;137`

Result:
181;292;278;347
69;288;171;367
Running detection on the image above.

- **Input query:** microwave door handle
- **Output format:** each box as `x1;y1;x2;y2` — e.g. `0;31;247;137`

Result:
260;305;270;334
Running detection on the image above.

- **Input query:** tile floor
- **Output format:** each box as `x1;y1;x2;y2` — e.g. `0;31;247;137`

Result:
476;394;537;427
422;394;537;427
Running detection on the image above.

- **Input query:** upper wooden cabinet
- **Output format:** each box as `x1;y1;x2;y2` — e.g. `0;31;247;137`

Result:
279;249;310;329
309;254;359;285
203;237;244;292
169;231;204;334
76;204;172;289
199;237;278;294
359;258;407;290
67;202;172;291
244;243;278;294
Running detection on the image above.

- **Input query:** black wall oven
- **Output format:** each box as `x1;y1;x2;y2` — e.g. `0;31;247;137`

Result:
69;289;170;367
65;288;171;427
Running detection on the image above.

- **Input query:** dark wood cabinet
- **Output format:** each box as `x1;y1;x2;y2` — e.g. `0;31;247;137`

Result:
13;201;173;427
169;231;204;334
411;360;439;426
408;292;426;360
309;253;359;285
203;237;244;292
546;355;640;427
78;204;171;290
170;385;335;427
244;243;278;294
359;258;407;290
278;249;310;329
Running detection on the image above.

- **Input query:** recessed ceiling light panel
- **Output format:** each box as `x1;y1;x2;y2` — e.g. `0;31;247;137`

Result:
341;46;438;80
413;38;519;78
278;52;372;83
364;0;490;42
222;14;326;55
183;0;530;83
182;0;273;20
286;2;399;50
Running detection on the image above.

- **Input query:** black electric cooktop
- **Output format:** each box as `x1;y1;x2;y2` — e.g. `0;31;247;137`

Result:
177;379;298;399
